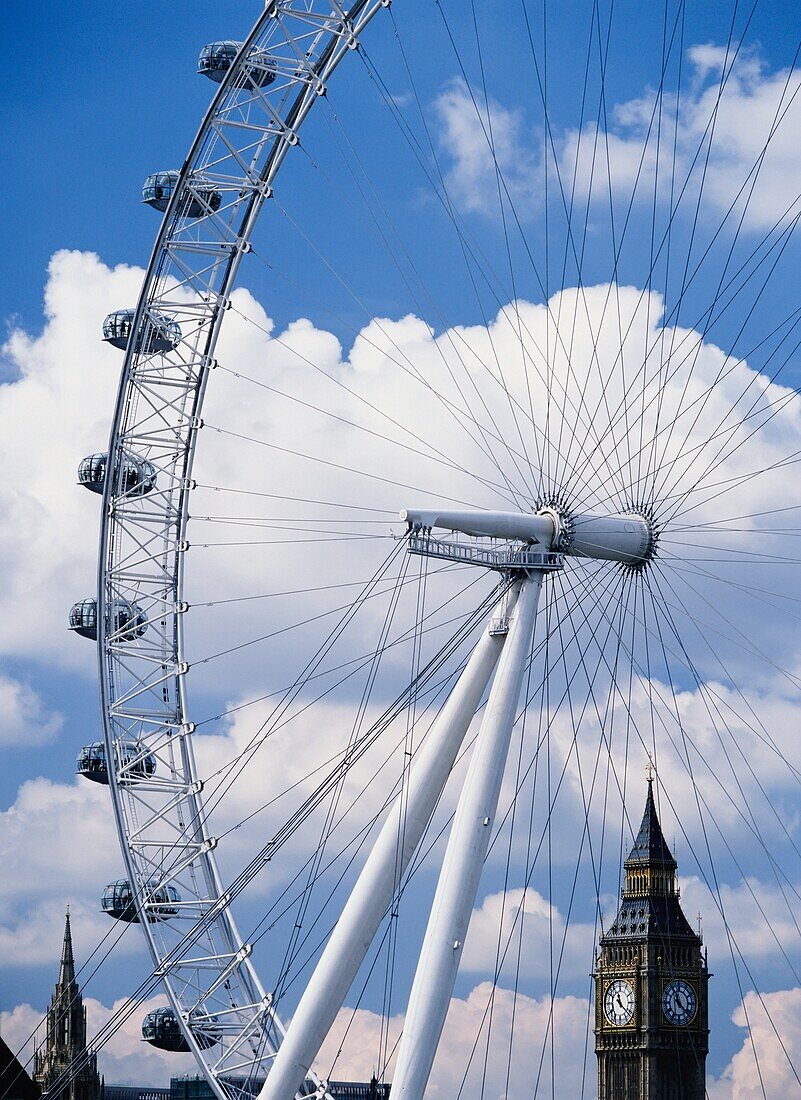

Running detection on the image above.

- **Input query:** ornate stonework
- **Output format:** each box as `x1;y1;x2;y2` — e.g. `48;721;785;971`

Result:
33;912;103;1100
594;782;710;1099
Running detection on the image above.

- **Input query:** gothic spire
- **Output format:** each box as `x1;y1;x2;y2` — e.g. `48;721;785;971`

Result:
625;776;676;869
58;906;76;988
34;905;102;1100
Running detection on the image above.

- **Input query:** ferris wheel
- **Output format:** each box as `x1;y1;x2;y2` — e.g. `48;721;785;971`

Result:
67;2;801;1099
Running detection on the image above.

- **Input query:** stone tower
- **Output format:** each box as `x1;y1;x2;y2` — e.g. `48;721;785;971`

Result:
33;911;103;1100
594;779;709;1099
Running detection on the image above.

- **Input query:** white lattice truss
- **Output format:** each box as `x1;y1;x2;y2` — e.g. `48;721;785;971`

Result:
98;5;389;1099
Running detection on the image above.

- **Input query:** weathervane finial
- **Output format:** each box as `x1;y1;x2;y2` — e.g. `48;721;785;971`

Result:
646;754;655;784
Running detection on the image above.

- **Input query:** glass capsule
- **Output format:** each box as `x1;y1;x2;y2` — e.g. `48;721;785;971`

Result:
198;40;276;87
141;1007;219;1051
68;599;147;642
102;309;181;354
142;171;221;217
76;740;157;785
77;452;157;497
101;880;181;923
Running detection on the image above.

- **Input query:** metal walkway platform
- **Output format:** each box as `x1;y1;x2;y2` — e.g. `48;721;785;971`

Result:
407;533;564;572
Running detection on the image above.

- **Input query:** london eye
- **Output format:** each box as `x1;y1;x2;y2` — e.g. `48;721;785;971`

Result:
65;3;801;1097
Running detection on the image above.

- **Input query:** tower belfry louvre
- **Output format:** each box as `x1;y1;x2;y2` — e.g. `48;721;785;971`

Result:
33;911;103;1100
594;779;710;1099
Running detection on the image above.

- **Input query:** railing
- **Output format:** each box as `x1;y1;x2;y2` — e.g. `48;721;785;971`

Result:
407;534;563;572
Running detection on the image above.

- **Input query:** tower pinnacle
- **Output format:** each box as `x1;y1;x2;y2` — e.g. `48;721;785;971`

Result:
34;908;102;1100
625;776;676;874
58;908;76;989
645;753;655;783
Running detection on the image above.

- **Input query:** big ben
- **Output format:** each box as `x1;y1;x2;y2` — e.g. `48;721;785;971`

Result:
594;776;710;1098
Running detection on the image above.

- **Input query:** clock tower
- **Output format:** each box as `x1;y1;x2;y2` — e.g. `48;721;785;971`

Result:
594;777;709;1099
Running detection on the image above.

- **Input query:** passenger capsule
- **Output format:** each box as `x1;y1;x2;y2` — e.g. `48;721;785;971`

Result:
141;1008;220;1052
76;740;157;785
198;40;276;87
102;309;181;354
142;171;222;218
77;452;157;497
68;599;147;642
68;599;99;640
101;880;181;923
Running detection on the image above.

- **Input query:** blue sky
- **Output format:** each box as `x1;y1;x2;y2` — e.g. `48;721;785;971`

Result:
3;1;801;1095
4;0;798;339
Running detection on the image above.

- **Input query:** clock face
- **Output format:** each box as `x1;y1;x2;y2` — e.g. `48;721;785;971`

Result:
662;979;698;1026
604;979;636;1026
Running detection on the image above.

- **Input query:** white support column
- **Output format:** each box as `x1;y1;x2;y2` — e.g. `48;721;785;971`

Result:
390;572;544;1100
258;586;521;1100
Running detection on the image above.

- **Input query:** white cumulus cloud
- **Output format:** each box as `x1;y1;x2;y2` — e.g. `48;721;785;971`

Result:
709;986;801;1098
562;45;801;231
0;777;118;903
315;983;592;1100
461;886;596;985
433;77;541;215
3;248;801;1092
0;673;62;746
431;48;801;234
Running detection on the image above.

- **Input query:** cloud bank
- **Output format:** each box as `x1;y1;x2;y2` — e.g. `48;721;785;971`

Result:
3;246;801;1091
